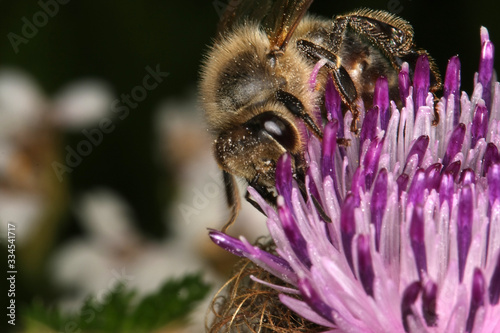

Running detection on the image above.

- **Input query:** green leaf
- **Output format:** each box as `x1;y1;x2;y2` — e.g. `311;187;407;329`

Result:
22;273;211;333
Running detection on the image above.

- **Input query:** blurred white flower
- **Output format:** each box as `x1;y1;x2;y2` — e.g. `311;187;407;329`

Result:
0;68;46;139
0;68;114;245
52;79;114;129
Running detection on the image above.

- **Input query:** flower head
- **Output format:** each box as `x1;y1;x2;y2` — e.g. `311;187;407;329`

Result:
210;28;500;332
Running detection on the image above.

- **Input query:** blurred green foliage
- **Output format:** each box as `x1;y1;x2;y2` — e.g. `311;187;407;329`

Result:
22;274;211;333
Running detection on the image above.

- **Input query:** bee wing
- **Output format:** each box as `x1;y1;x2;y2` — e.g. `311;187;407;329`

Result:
263;0;314;50
218;0;271;34
218;0;313;51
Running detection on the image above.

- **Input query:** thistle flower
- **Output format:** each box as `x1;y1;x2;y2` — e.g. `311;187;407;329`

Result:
209;27;500;332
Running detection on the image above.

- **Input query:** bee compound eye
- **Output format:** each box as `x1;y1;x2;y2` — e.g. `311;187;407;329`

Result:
246;112;296;151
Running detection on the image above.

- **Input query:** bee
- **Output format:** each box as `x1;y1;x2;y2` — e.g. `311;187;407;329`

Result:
200;0;441;231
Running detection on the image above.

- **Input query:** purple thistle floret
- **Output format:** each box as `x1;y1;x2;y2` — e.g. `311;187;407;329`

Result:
443;56;461;126
375;76;390;131
209;28;500;332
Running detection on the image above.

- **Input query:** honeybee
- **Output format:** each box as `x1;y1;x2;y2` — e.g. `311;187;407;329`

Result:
200;0;441;231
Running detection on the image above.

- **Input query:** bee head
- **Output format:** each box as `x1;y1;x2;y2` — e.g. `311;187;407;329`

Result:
214;111;300;187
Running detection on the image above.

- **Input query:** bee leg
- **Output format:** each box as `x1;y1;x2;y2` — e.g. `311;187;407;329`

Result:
294;176;308;198
337;138;350;147
252;183;277;207
332;12;442;111
244;190;268;217
296;39;360;133
275;89;323;138
221;170;241;233
431;92;440;126
294;177;332;223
